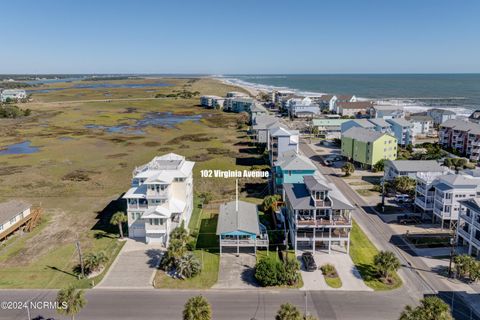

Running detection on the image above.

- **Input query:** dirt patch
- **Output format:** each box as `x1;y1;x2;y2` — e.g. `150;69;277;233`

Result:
62;170;98;182
165;133;212;145
106;153;128;159
190;153;214;162
0;165;28;176
143;141;161;147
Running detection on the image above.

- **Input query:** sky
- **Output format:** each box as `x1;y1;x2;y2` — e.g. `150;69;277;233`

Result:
1;0;480;74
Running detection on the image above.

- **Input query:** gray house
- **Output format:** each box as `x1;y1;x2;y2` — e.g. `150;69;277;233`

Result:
216;200;268;254
384;160;447;181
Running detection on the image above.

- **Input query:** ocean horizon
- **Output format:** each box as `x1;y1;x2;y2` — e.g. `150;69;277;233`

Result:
221;74;480;117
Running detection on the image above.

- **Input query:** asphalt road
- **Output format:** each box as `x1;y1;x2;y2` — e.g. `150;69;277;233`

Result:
0;289;414;320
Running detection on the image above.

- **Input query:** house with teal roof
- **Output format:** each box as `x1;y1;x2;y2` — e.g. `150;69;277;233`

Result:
273;150;318;196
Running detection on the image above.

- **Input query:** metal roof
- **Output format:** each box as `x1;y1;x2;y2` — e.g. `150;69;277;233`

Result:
342;127;387;143
386;160;445;173
216;201;260;235
0;200;31;224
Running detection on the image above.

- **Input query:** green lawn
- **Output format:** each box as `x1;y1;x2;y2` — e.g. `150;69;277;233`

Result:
154;250;219;289
324;276;342;288
350;220;402;291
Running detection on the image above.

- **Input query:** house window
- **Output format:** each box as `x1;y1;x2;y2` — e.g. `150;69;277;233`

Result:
131;212;135;219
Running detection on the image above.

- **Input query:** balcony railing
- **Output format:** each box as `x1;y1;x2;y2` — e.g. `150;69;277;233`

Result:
457;228;470;240
297;216;351;227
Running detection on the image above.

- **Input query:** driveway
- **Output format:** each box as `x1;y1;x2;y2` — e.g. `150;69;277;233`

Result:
300;250;373;291
97;239;164;289
213;252;258;289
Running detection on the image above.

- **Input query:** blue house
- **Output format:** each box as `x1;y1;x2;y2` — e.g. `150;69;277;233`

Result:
216;200;268;254
273;150;318;196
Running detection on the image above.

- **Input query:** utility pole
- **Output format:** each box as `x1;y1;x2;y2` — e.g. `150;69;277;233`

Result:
448;234;456;278
381;178;385;212
76;240;85;279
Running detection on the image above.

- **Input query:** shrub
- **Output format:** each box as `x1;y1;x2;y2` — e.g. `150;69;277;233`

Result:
341;163;355;177
255;256;300;287
373;251;400;282
320;264;337;277
177;252;201;279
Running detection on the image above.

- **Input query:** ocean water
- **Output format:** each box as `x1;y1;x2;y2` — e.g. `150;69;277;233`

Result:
223;74;480;117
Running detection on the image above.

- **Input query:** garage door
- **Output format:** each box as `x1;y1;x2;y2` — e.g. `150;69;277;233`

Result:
130;226;146;238
147;234;164;244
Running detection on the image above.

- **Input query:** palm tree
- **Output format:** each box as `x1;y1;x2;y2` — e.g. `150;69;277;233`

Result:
373;251;400;281
83;251;108;275
177;252;201;279
453;254;474;278
170;221;190;245
341;162;355;177
56;286;87;320
110;211;127;239
400;296;452;320
262;195;281;214
276;303;302;320
183;295;212;320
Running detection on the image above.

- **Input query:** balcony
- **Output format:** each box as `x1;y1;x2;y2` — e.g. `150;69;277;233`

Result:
457;227;471;241
297;216;351;227
146;188;169;198
460;213;473;224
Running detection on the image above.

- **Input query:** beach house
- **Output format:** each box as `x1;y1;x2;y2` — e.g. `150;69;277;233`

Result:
123;153;195;245
336;101;373;118
384;160;446;181
251;115;279;144
369;105;405;119
368;118;393;133
340;119;376;133
0;89;27;102
249;102;268;123
0;200;32;241
341;127;397;168
427;108;457;126
286;97;321;118
267;124;299;166
457;198;480;257
311;118;349;139
216;200;269;254
439;119;480;162
283;175;355;254
415;172;480;229
469;110;480;124
318;95;337;112
410;115;434;137
273;150;318;195
386;118;415;146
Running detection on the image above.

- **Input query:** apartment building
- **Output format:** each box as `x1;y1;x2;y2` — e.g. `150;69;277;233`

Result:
311;118;349;139
439;119;480;162
368;118;393;133
415;172;480;229
340;119;376;133
368;105;405;119
224;96;255;113
341;127;397;168
249;103;268;123
385;118;415;146
123;153;195;245
457;198;480;257
199;95;225;109
410;115;434;137
283;175;355;254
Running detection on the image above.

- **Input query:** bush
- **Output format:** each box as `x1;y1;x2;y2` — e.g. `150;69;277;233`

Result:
341;163;355;177
255;256;300;287
177;252;201;279
320;264;337;277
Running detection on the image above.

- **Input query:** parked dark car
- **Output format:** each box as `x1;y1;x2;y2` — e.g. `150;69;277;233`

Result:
397;214;421;225
302;252;317;271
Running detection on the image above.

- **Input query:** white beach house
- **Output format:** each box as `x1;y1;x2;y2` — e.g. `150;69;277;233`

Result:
123;153;195;245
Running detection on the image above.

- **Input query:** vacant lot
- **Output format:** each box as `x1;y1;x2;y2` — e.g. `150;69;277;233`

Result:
0;77;263;289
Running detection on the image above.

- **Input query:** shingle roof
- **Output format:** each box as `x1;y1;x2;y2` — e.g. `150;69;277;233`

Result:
435;174;480;188
350;119;375;128
216;201;260;235
342;127;386;143
275;152;317;171
368;118;391;128
337;101;373;109
386;160;445;173
440;119;480;135
304;175;331;191
312;119;349;127
319;94;335;101
386;118;413;127
0;200;31;224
